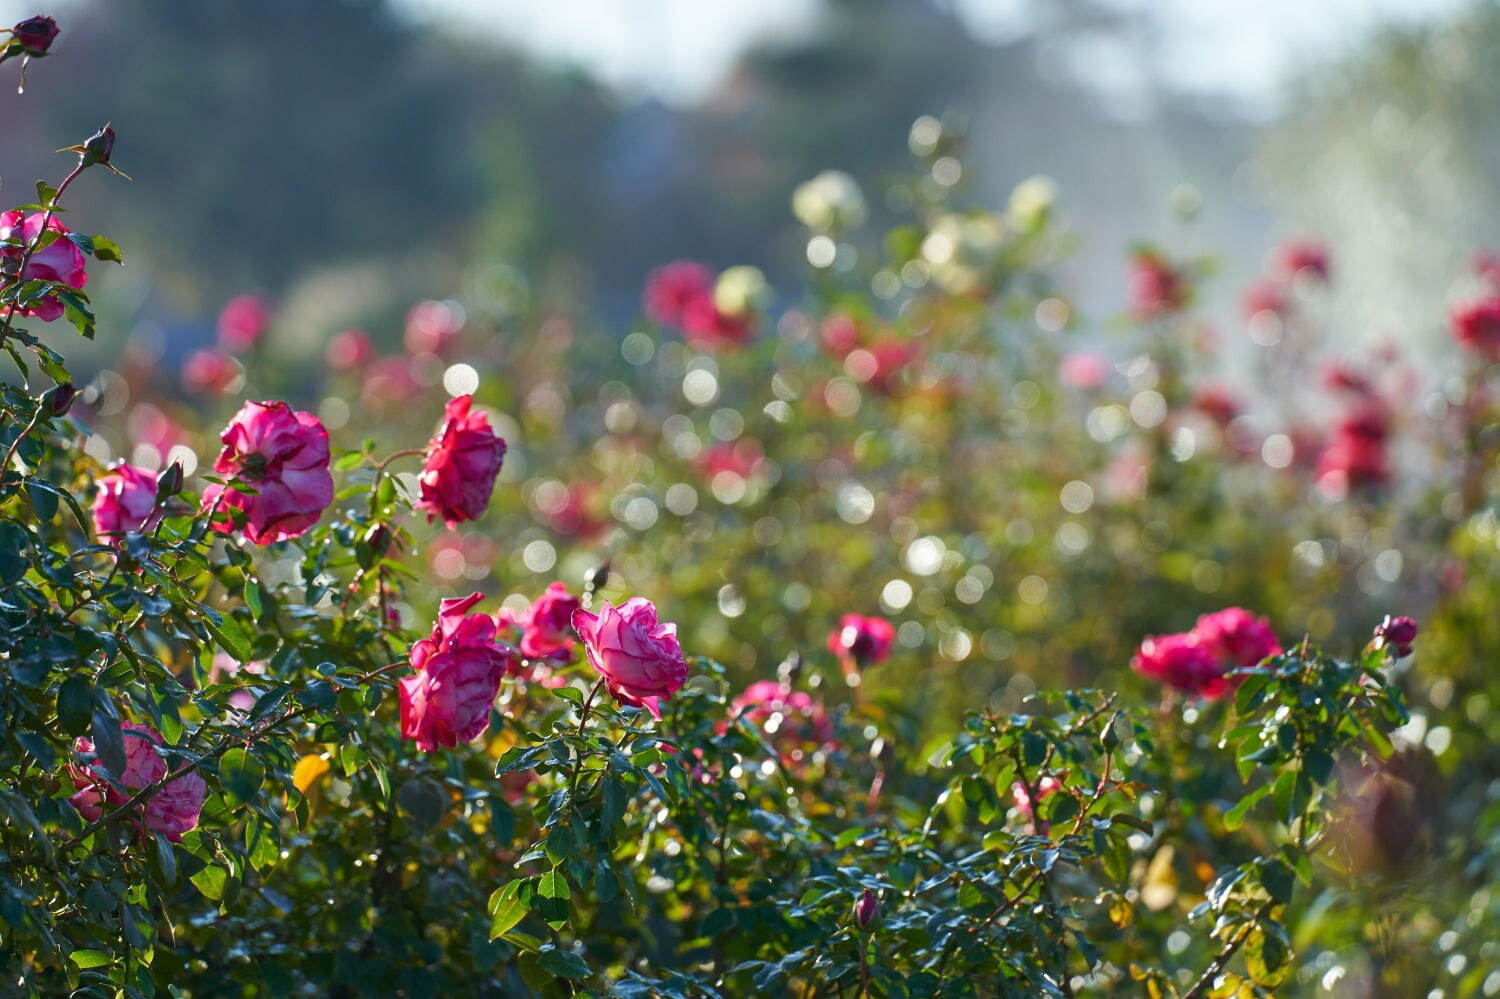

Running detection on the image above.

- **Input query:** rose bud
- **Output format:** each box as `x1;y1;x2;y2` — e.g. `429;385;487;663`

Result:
11;15;59;56
154;461;184;500
585;561;610;594
854;888;880;930
1373;615;1418;659
43;380;76;416
363;523;391;557
61;124;130;179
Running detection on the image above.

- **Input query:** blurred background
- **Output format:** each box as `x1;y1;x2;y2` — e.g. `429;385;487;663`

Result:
1;0;1493;375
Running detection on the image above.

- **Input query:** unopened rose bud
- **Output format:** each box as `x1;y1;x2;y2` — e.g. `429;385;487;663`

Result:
43;381;75;415
10;15;59;57
154;461;183;500
64;124;130;179
585;561;610;594
363;523;390;557
854;888;880;930
1373;615;1418;658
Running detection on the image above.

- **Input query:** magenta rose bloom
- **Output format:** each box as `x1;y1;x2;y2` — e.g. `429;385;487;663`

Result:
1277;239;1330;282
520;582;581;660
680;294;754;351
731;680;834;763
1192;607;1281;670
10;15;59;56
201;400;333;545
69;723;206;841
1131;632;1231;699
1373;615;1418;658
827;614;895;670
1128;250;1186;320
643;260;713;326
216;293;268;352
1450;296;1500;361
400;593;512;751
415;394;507;528
93;463;160;540
0;210;87;322
572;597;688;719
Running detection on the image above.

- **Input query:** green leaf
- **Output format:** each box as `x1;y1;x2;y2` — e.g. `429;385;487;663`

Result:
219;747;265;805
488;880;531;940
1223;784;1270;832
538;867;571;901
90;234;124;263
207;618;253;664
244;579;264;619
537;946;591;980
190;864;227;901
154;833;177;886
69;950;110;969
56;674;92;735
90;708;126;778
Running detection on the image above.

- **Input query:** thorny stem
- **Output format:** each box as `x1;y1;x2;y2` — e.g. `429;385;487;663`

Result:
568;678;607;801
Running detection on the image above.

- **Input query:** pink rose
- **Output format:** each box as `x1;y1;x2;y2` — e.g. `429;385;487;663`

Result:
1129;250;1186;320
0;210;87;322
1192;607;1281;669
827;614;895;670
680;294;754;351
201;400;333;545
70;723;206;841
820;313;862;358
209;653;267;719
697;439;765;483
1059;352;1107;390
643;260;714;326
1242;278;1290;321
1012;775;1062;819
216;294;268;352
181;348;241;395
731;680;834;764
1131;632;1230;699
416;394;507;528
404;300;463;356
1450;296;1500;361
519;582;581;660
400;593;514;751
1278;239;1330;282
93;463;160;540
572;597;688;719
1192;383;1240;428
327;328;374;371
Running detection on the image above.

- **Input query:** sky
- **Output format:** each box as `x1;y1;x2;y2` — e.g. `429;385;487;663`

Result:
0;0;1472;107
388;0;1471;110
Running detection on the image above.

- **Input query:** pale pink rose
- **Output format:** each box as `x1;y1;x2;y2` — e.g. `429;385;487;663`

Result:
404;300;464;356
181;348;241;395
415;394;507;527
209;653;267;718
70;723;206;841
93;463;160;540
520;582;581;660
400;593;513;751
1059;352;1107;390
201;400;333;545
0;210;88;322
572;598;688;719
216;294;268;352
731;680;835;764
326;328;374;371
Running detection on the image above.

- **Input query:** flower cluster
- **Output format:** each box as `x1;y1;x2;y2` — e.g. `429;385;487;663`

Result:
643;259;761;351
1132;606;1281;699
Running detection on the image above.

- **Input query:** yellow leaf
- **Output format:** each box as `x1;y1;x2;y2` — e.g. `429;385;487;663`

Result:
293;754;331;793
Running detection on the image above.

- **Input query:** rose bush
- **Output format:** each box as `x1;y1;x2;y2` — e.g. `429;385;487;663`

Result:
0;26;1495;999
